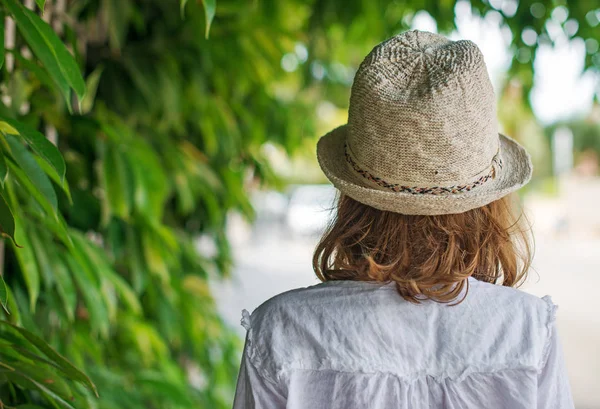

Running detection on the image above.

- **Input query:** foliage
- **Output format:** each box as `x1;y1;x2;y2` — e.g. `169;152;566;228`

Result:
0;0;596;408
0;1;245;408
297;0;599;114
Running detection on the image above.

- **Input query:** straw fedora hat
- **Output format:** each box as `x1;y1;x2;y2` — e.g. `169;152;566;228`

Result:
317;30;532;215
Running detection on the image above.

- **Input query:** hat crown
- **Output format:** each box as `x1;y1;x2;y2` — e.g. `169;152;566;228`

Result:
347;30;500;187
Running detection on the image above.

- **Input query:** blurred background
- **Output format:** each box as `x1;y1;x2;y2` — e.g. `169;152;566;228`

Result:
0;0;597;408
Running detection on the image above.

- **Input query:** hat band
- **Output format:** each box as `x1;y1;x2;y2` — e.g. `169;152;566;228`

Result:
344;143;503;195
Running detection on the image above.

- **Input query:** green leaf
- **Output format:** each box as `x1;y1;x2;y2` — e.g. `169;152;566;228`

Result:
180;0;188;18
0;117;66;184
5;134;58;212
2;284;20;324
105;270;142;316
12;51;56;97
126;226;147;294
7;161;53;221
3;371;77;409
26;207;73;250
0;10;5;70
68;233;100;287
0;121;18;137
26;6;85;103
1;0;69;109
51;254;76;322
0;274;8;314
120;319;168;366
8;71;31;113
125;142;169;221
9;361;74;401
201;0;216;39
11;215;39;311
34;0;45;12
27;229;54;288
74;231;140;317
0;190;16;244
173;170;195;214
65;245;109;338
141;223;177;285
141;230;170;284
70;233;119;322
0;320;98;397
0;154;8;187
80;66;103;114
1;0;86;110
101;143;133;220
34;156;72;204
9;340;66;370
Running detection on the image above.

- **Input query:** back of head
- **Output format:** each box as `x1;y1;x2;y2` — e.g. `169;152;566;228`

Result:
314;30;534;301
313;194;533;304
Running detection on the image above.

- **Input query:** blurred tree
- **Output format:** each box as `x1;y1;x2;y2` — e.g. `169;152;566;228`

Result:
0;0;597;408
545;114;600;175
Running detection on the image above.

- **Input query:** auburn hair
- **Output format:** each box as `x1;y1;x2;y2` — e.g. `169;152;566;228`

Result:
313;193;533;304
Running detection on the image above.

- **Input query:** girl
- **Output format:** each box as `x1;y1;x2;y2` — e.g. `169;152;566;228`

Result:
232;30;574;409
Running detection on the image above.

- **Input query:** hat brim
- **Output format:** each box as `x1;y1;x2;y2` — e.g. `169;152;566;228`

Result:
316;125;533;215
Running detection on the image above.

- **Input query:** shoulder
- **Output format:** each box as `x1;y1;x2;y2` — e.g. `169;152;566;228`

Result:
247;282;332;328
239;282;334;370
248;280;396;325
460;278;558;369
467;278;556;320
465;278;557;338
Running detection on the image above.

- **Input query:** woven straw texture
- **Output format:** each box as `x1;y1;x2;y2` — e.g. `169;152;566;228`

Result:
316;30;532;215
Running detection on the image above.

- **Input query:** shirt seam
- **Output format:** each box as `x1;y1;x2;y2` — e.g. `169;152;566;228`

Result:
260;277;481;310
277;363;541;384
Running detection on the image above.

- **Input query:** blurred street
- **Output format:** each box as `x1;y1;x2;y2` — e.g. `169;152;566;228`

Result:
212;185;600;409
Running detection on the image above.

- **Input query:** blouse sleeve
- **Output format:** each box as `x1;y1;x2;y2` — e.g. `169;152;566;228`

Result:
537;320;575;409
232;310;287;409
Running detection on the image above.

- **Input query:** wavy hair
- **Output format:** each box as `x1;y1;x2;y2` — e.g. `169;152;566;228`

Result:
313;194;533;304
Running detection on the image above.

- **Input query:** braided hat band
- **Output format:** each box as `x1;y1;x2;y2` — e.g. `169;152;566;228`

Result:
344;142;504;195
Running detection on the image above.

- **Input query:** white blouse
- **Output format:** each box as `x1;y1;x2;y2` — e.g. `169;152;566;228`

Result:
232;276;574;409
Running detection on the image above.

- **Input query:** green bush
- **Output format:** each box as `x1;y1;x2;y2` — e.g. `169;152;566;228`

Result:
0;0;596;408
